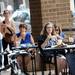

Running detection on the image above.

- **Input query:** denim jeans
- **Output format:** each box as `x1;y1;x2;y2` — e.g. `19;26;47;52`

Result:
2;38;14;66
66;52;75;75
0;40;2;67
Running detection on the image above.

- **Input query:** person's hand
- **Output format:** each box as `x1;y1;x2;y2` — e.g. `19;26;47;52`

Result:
57;39;63;46
47;34;52;40
20;32;25;39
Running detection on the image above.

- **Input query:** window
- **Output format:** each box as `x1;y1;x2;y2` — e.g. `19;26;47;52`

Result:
0;2;4;13
0;0;31;33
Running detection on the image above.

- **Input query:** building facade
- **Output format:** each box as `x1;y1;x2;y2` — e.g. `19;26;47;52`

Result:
0;0;73;40
0;0;29;12
29;0;73;40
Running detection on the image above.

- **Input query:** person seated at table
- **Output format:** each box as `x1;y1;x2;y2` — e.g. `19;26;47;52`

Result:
53;25;66;50
15;23;35;72
54;25;65;40
53;25;65;41
41;22;63;48
40;22;66;74
15;23;35;48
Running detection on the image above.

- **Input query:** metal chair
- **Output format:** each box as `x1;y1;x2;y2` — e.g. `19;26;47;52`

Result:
37;35;54;75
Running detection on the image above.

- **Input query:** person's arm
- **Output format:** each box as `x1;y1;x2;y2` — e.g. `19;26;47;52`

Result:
0;23;6;35
41;38;48;48
60;32;65;39
57;39;63;46
30;35;35;45
14;33;22;46
41;35;51;48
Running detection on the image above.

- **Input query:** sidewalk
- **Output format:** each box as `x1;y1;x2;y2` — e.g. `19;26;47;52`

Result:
0;70;65;75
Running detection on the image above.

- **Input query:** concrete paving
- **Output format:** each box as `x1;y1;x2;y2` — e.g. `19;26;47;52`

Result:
0;70;54;75
0;70;11;75
0;69;62;75
0;68;69;75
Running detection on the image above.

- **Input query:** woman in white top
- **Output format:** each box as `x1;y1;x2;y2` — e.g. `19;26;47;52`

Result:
0;9;15;66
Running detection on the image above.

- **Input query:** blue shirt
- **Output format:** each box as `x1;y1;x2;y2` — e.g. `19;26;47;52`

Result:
16;32;32;44
60;32;65;39
47;37;57;47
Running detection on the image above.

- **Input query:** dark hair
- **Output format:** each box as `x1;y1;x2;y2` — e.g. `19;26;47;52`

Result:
19;23;27;30
54;25;62;35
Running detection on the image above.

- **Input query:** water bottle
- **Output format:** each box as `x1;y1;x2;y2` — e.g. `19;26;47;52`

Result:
16;39;21;48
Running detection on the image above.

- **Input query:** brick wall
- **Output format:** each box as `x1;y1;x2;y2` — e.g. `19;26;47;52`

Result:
41;0;72;28
55;0;73;28
29;0;73;40
29;0;42;40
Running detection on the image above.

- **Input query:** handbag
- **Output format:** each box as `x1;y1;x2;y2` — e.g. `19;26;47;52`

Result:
5;27;15;43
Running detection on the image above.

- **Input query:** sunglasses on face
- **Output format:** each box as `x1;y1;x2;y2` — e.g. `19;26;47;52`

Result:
3;11;9;14
4;12;9;14
55;29;59;31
